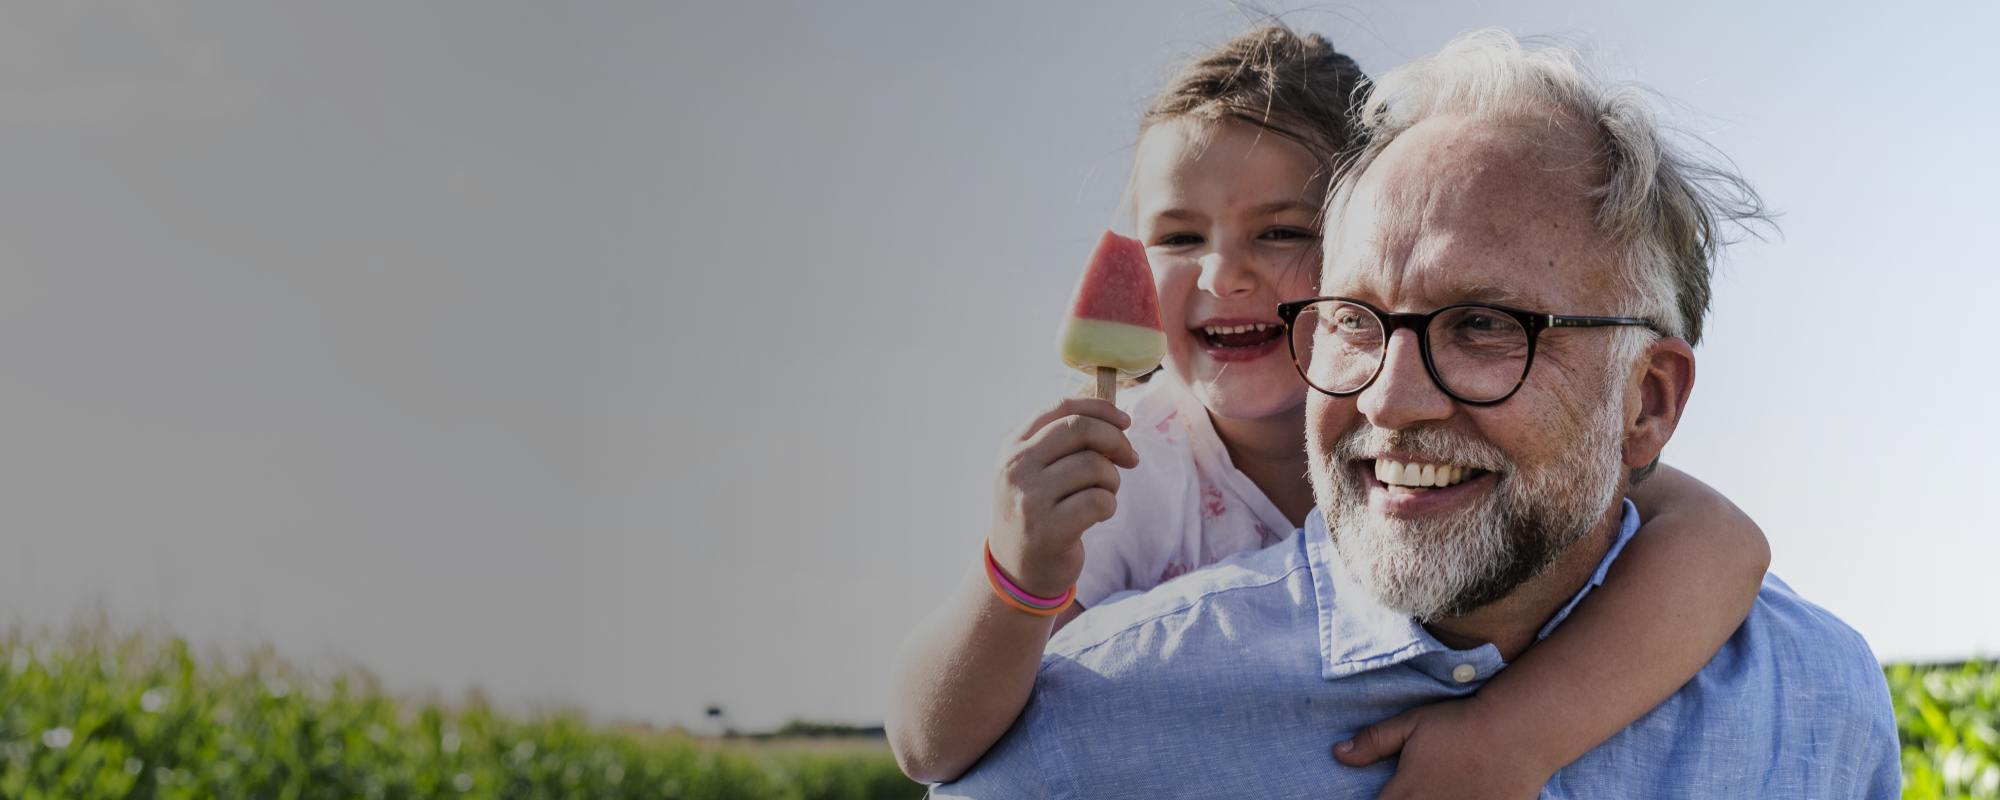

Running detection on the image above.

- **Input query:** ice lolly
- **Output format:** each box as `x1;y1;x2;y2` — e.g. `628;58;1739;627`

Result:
1058;230;1166;402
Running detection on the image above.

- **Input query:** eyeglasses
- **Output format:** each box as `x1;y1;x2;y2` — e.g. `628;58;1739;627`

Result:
1275;297;1660;405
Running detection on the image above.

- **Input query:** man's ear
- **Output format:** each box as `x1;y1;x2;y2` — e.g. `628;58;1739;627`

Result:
1623;336;1695;471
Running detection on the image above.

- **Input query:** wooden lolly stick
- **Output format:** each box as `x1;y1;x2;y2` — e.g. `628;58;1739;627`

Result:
1087;366;1117;403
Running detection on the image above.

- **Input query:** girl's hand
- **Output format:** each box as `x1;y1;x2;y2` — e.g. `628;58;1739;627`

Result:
1333;697;1552;800
988;398;1138;599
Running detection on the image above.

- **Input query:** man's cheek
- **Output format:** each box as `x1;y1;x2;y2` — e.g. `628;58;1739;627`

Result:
1304;394;1344;458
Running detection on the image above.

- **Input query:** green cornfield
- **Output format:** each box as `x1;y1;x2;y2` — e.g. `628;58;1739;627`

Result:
0;628;1993;798
1892;661;2000;799
0;629;921;799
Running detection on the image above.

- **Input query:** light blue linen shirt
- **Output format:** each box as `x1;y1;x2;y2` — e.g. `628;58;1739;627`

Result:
936;501;1899;799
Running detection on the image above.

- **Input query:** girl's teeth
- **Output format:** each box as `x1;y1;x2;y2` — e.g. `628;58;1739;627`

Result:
1203;323;1276;335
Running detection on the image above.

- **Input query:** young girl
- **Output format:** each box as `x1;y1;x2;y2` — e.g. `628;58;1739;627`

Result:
888;26;1770;796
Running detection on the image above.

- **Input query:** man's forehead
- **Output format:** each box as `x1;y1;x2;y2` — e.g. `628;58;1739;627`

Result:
1325;114;1617;310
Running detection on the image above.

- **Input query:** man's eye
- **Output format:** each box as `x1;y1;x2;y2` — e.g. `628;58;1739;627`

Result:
1443;310;1523;349
1458;313;1500;332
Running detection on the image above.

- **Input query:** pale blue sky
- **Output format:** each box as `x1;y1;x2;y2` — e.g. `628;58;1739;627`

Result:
1;2;1994;732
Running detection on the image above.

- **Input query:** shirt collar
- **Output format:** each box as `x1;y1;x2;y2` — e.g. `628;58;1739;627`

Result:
1306;499;1644;680
1534;498;1643;641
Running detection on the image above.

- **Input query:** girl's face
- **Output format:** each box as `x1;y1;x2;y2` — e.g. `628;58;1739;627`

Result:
1133;117;1327;422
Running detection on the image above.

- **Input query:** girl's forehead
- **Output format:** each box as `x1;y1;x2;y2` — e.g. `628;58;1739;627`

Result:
1132;118;1325;213
1136;117;1317;171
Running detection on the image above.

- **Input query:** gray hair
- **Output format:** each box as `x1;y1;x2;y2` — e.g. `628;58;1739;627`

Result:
1339;29;1769;348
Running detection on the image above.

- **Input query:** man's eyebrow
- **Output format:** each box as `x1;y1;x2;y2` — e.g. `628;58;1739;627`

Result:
1448;283;1543;308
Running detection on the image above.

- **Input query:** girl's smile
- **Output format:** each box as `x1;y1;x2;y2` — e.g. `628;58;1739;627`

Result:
1190;317;1287;362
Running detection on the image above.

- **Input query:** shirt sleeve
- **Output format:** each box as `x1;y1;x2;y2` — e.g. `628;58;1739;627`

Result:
1854;656;1904;798
929;708;1057;799
1809;592;1902;799
1860;731;1901;799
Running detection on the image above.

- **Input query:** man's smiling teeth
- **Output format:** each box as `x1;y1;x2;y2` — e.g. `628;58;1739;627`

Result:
1374;459;1478;489
1201;323;1278;336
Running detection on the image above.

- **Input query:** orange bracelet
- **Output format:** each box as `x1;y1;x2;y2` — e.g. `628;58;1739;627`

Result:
983;542;1076;617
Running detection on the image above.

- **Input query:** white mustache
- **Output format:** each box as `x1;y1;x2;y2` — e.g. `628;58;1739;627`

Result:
1329;425;1512;475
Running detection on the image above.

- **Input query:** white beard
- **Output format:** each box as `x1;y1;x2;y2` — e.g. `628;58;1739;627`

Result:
1311;392;1627;622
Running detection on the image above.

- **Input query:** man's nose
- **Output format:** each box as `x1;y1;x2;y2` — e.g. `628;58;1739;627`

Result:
1356;328;1454;430
1195;242;1257;298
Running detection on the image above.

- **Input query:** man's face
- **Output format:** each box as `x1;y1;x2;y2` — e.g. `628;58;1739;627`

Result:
1307;115;1636;621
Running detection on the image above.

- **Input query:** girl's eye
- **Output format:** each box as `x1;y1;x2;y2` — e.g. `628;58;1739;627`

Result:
1155;233;1204;247
1261;228;1319;242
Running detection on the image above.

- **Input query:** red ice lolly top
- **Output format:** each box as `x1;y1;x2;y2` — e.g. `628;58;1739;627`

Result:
1058;231;1167;377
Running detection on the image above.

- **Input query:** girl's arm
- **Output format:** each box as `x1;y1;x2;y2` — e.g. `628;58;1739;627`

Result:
886;569;1072;783
1333;464;1770;796
885;399;1129;784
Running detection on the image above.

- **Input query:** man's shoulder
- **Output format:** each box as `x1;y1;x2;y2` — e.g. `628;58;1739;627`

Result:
1551;572;1899;797
1739;572;1883;676
1708;572;1891;719
1049;532;1315;666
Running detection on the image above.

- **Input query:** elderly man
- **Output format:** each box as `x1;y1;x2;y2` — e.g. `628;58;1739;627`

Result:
936;31;1897;799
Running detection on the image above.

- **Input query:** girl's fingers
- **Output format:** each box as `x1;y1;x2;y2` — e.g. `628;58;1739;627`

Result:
1039;449;1123;501
1013;397;1131;442
1048;487;1118;533
1332;709;1419;767
1031;453;1120;541
1019;413;1139;470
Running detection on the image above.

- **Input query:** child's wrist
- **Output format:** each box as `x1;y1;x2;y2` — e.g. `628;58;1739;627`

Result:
1460;695;1567;780
986;534;1081;599
984;540;1076;617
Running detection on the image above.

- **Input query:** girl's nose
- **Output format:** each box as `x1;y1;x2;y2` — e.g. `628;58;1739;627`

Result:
1196;244;1257;297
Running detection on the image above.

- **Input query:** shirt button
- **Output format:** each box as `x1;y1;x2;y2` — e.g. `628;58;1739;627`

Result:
1452;663;1478;683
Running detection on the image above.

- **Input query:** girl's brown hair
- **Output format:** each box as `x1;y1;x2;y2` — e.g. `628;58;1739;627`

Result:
1142;25;1370;177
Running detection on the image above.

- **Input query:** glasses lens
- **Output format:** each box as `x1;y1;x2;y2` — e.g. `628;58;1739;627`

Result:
1291;301;1384;394
1427;305;1531;402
